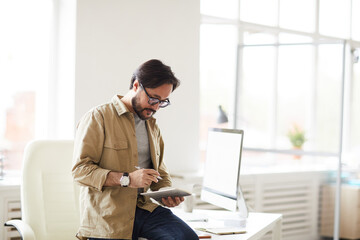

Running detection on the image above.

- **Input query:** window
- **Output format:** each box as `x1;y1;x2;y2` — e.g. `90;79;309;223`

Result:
237;44;276;149
0;0;52;173
279;0;315;33
201;0;238;19
200;0;360;167
0;0;74;175
199;24;237;152
319;0;351;38
352;0;360;40
349;50;360;167
240;0;278;26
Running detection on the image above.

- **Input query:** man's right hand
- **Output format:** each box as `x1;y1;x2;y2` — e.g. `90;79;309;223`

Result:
129;168;160;188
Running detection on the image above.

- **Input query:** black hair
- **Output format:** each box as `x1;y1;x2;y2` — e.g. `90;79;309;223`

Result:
130;59;180;91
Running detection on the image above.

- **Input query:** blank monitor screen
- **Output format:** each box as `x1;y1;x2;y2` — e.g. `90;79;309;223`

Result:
201;128;244;212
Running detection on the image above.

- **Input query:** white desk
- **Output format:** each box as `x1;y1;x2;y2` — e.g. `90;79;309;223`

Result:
172;209;282;240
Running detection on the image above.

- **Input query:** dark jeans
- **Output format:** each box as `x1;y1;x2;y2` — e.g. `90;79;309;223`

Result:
88;206;198;240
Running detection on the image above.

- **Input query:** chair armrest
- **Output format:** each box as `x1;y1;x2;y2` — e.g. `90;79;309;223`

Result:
4;219;36;240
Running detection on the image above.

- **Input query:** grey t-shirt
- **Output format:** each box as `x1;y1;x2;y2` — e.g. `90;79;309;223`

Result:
133;113;152;169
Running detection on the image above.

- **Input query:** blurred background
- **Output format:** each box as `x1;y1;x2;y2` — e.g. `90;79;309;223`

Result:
1;0;360;240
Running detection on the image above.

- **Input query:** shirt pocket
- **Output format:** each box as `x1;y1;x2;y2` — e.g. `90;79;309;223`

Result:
101;140;130;171
104;140;128;150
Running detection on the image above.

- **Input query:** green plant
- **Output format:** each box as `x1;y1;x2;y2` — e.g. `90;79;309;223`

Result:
287;125;306;148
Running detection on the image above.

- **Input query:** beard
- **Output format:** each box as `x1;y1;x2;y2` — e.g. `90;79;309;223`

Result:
131;93;156;120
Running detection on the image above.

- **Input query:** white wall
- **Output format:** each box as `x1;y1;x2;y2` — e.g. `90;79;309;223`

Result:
75;0;200;172
53;0;76;139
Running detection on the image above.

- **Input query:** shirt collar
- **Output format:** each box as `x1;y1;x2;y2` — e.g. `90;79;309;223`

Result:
111;95;130;116
111;94;157;124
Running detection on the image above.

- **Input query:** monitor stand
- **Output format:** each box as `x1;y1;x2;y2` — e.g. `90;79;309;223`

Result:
218;213;247;228
231;192;249;227
204;195;248;228
237;190;249;219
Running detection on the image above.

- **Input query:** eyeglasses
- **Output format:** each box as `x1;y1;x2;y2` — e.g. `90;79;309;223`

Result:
140;83;171;108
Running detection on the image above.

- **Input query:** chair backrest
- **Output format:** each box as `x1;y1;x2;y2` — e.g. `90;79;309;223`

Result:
21;140;79;240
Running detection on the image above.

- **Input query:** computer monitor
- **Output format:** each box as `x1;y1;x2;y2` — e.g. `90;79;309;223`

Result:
201;128;248;218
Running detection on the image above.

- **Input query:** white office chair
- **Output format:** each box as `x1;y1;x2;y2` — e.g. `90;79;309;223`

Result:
4;140;147;240
5;140;80;240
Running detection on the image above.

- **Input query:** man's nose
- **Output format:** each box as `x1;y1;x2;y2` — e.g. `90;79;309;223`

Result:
153;104;160;111
150;103;160;111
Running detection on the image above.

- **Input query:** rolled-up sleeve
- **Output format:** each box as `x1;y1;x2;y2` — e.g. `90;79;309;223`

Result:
72;109;111;191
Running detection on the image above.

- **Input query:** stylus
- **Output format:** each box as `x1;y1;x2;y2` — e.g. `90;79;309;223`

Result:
135;166;163;180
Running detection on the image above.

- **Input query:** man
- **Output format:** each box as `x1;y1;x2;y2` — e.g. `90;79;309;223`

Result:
72;59;198;240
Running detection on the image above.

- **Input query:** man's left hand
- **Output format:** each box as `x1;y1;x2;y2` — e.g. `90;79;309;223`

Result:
161;196;184;208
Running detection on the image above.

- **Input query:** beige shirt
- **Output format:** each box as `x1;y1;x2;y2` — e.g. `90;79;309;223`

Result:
72;95;172;240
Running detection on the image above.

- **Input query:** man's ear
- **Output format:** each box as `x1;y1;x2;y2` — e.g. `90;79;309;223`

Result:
133;79;140;92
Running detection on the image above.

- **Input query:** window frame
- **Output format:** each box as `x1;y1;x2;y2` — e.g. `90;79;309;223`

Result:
200;0;360;158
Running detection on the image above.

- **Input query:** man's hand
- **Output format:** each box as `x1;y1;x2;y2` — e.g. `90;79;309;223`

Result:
129;168;160;188
161;196;184;208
